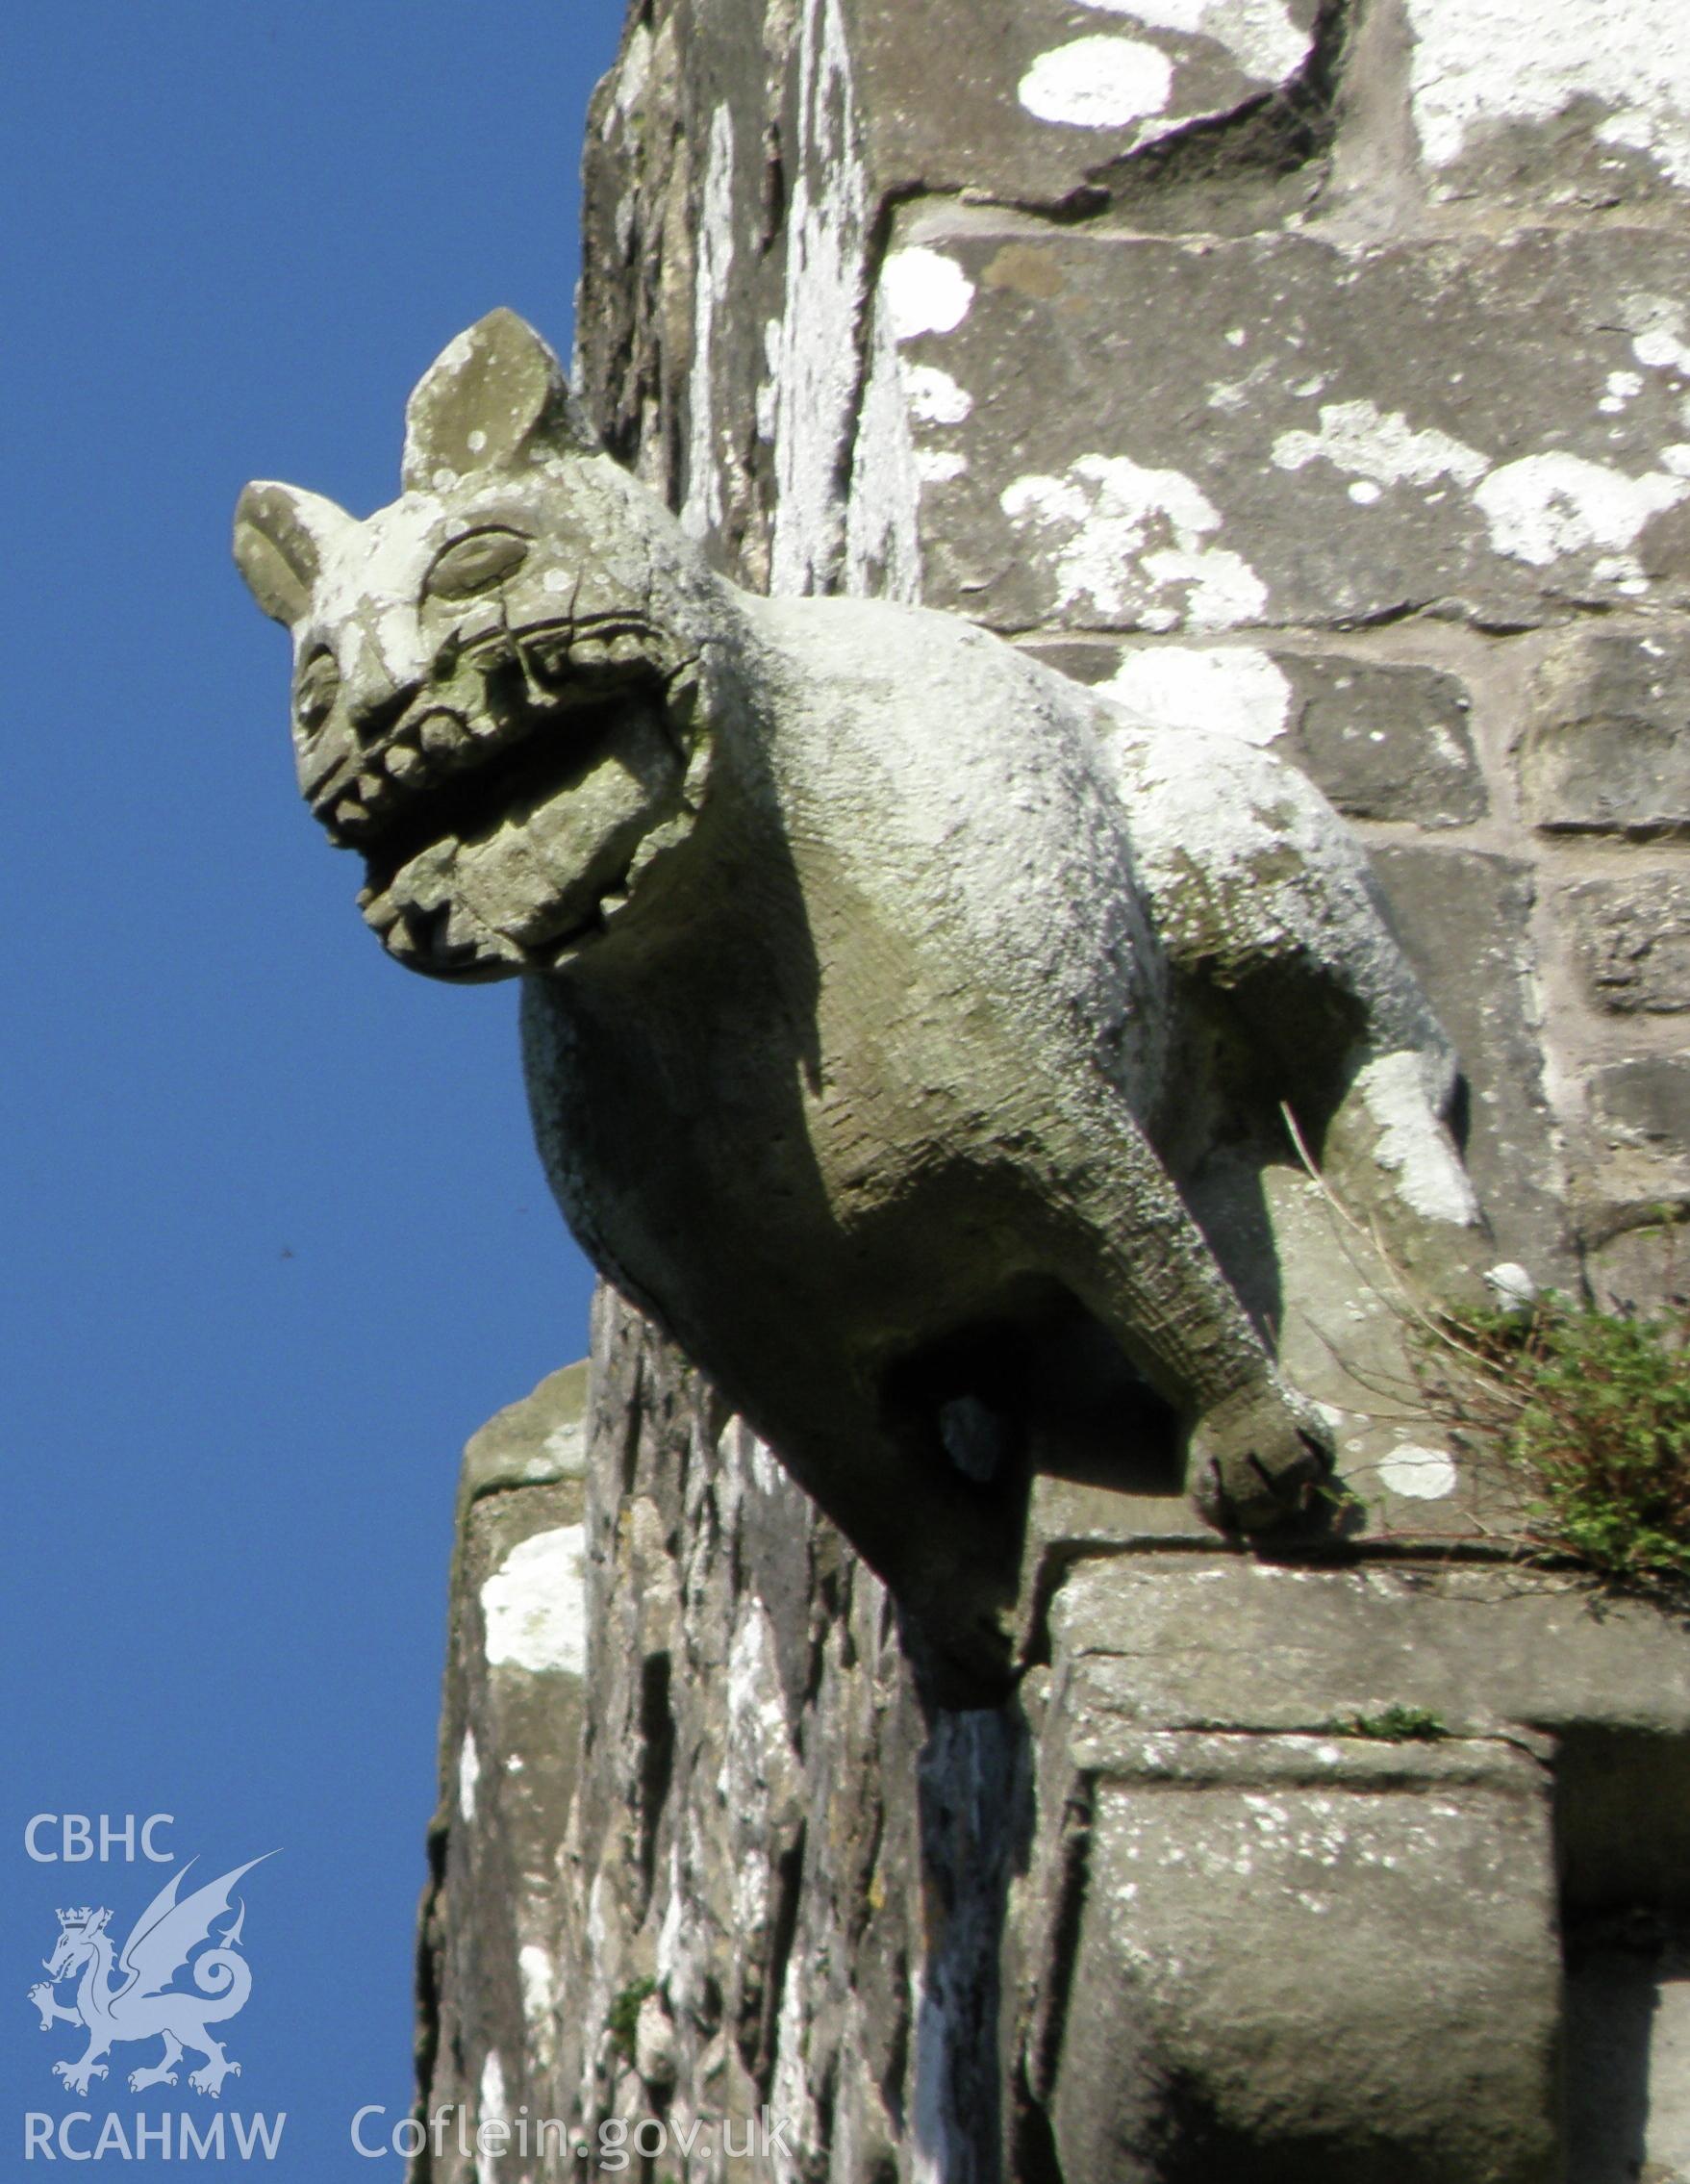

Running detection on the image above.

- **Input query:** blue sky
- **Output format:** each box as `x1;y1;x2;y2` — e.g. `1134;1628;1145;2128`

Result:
1;5;625;2170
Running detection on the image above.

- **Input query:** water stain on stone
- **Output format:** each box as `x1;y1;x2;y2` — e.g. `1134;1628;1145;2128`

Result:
983;243;1067;301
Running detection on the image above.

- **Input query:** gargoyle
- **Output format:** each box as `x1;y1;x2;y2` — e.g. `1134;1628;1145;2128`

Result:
236;311;1486;1689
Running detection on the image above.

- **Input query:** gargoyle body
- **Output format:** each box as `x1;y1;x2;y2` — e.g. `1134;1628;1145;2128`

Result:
237;313;1484;1688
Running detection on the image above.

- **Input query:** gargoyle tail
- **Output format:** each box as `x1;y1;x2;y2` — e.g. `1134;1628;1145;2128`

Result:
190;1947;252;2024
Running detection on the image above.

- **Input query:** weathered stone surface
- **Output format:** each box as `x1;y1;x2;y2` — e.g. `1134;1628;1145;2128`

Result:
1403;0;1690;210
895;222;1690;633
416;1363;590;2171
1049;1734;1560;2183
417;1293;1036;2183
848;0;1332;221
1018;1555;1690;2176
1047;1554;1690;1760
1523;626;1690;836
1053;1561;1690;1919
1369;846;1574;1279
1283;653;1486;824
1584;1215;1690;1316
1589;1054;1690;1193
1565;871;1690;1012
1031;637;1487;825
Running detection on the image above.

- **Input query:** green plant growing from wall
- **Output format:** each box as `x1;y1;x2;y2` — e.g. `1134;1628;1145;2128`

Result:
608;1976;657;2064
1342;1705;1449;1741
1427;1283;1690;1592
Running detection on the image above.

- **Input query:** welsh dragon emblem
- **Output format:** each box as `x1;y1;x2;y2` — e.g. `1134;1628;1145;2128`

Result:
27;1857;272;2097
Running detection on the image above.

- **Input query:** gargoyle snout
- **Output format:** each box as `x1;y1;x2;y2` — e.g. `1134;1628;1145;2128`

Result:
340;616;430;744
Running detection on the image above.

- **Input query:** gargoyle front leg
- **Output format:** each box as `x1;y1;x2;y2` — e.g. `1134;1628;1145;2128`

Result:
28;1983;80;2031
1038;1095;1332;1529
1317;1045;1492;1305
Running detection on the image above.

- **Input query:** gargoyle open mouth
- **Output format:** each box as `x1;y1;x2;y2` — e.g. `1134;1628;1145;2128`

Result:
316;617;698;978
309;615;682;864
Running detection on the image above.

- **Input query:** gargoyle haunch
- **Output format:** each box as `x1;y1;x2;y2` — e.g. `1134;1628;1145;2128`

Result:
237;311;1485;1686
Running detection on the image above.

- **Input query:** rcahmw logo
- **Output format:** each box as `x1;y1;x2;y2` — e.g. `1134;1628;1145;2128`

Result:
22;1830;284;2163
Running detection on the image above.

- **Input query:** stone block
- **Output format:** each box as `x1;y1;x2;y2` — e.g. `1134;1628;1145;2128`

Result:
889;221;1690;633
424;1362;593;2131
1283;652;1486;825
1369;846;1572;1278
1523;627;1690;837
848;0;1328;219
1047;1555;1690;1756
1029;637;1486;825
1402;0;1690;212
1591;1054;1690;1150
1584;1217;1690;1317
1047;1730;1560;2183
1564;872;1690;1013
1016;1556;1690;2176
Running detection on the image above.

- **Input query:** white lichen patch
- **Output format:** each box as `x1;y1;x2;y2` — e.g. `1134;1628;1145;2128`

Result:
1378;1442;1460;1499
1355;1053;1480;1225
1019;36;1174;128
458;1729;481;1825
1266;392;1687;587
1002;453;1268;628
1474;451;1689;575
1078;0;1309;84
475;2051;507;2184
1404;0;1690;189
904;363;973;427
680;102;736;541
916;448;969;485
1484;1261;1539;1311
518;1943;557;2046
883;246;976;342
480;1525;588;1677
845;295;921;600
542;1413;587;1472
1097;645;1293;744
770;0;869;593
1271;398;1488;493
601;18;653;137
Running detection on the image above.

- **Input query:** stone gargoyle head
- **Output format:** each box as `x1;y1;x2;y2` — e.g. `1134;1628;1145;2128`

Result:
234;310;721;981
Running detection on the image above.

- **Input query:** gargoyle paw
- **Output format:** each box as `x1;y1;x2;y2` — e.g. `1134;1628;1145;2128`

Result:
1192;1380;1332;1534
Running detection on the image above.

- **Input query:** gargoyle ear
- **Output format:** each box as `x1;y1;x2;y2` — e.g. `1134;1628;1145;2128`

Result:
233;482;354;628
401;309;598;492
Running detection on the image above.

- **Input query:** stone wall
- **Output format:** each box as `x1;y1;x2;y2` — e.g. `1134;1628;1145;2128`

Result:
414;2;1690;2176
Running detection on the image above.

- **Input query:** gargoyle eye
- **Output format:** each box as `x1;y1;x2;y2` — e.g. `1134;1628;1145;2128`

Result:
293;648;341;736
424;526;531;601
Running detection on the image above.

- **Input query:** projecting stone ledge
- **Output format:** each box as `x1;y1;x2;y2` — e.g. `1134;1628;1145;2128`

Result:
416;1341;1690;2184
1013;1556;1690;2183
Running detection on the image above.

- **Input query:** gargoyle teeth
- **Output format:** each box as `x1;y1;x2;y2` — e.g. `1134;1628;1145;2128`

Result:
419;711;466;756
356;772;384;802
361;890;400;934
667;665;700;724
335;798;368;831
382;743;424;782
